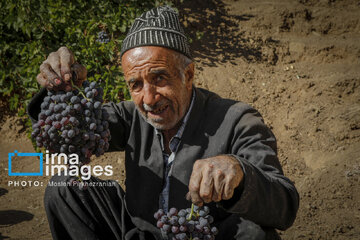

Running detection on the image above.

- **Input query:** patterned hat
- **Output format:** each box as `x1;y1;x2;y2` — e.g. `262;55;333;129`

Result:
120;6;191;59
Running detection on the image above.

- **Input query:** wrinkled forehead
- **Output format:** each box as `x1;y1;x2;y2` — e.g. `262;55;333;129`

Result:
121;46;179;71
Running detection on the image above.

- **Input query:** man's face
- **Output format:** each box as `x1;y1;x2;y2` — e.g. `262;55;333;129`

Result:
121;46;194;130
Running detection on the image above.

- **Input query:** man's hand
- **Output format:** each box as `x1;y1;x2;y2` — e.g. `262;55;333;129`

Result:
187;155;244;206
37;46;87;91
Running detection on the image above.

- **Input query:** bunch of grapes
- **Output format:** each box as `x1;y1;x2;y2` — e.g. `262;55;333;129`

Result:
154;204;218;240
31;80;111;164
96;31;110;44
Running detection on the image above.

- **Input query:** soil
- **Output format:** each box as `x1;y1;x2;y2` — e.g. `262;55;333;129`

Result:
1;0;359;239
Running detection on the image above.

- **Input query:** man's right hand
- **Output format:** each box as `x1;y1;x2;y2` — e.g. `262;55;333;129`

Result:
37;46;87;91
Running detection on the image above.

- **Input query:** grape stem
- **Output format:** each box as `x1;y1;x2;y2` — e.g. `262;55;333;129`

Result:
187;203;199;240
187;203;196;221
71;80;91;101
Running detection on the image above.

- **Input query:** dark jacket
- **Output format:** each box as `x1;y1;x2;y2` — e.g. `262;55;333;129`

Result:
28;87;299;236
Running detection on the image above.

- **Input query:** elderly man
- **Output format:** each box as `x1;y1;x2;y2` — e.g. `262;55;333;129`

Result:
28;6;299;240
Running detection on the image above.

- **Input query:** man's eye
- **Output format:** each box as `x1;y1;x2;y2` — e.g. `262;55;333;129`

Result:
156;75;165;83
129;81;142;92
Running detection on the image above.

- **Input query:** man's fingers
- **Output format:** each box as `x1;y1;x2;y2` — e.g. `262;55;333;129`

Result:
189;164;203;206
36;73;47;88
58;46;75;82
37;71;57;90
212;170;225;202
199;169;213;203
40;62;61;86
72;63;87;85
222;176;236;200
47;52;61;77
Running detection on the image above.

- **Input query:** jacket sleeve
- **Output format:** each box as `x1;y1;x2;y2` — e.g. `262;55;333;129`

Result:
27;88;47;124
102;101;134;151
27;88;134;152
220;106;299;230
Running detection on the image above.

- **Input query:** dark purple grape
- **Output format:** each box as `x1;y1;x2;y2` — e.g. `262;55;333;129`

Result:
169;216;179;226
82;133;90;141
60;117;69;125
44;96;51;102
94;101;101;109
154;209;165;220
60;94;67;102
178;210;187;217
90;82;97;89
66;92;73;98
45;109;52;116
86;102;93;110
186;220;195;232
175;233;187;240
86;91;93;98
68;145;76;153
60;145;67;153
178;217;186;225
205;215;214;224
84;109;91;117
168;208;178;217
69;117;76;124
89;123;97;130
195;224;203;232
160;215;168;223
162;224;171;233
53;114;61;121
53;121;61;129
41;102;49;109
39;112;47;120
38;119;45;126
179;225;187;232
94;133;100;141
211;227;218;235
203;226;210;234
70;96;80;104
204;235;214;240
171;226;179;234
74;104;81;111
199;218;208;227
54;104;62;112
44;125;51;132
67;129;75;138
157;220;164;228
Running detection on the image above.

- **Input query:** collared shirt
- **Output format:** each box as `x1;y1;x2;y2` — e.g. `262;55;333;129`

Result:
155;89;196;212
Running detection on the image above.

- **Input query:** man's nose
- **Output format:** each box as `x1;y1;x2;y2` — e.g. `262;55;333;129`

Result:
143;83;159;106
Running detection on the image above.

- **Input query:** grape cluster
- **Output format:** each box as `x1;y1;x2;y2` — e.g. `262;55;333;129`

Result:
97;31;110;43
31;81;111;164
154;205;218;240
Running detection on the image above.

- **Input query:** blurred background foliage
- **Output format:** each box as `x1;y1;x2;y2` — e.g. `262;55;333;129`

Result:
0;0;172;117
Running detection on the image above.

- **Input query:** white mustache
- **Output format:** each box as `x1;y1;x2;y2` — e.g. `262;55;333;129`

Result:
143;100;168;112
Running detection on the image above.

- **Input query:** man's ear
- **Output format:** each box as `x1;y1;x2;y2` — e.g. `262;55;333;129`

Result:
184;62;195;89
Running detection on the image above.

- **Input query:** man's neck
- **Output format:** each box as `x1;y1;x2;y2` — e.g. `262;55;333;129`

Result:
161;121;182;154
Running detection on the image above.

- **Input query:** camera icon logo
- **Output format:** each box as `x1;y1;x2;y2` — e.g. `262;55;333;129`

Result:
8;150;43;176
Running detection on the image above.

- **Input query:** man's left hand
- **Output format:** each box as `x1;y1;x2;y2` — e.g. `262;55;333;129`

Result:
187;155;244;206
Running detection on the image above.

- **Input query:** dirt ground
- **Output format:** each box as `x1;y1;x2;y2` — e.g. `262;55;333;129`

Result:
0;0;359;239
